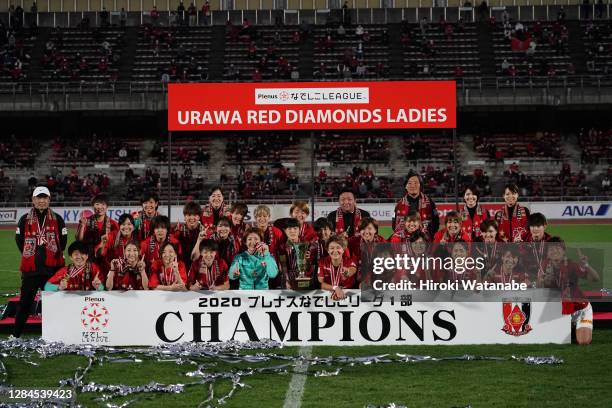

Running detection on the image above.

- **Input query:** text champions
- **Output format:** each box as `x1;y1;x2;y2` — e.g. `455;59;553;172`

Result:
176;108;448;126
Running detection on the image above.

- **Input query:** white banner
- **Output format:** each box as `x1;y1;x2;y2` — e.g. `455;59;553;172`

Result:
42;291;570;346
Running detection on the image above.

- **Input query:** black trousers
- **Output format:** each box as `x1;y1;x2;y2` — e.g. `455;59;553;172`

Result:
14;274;49;337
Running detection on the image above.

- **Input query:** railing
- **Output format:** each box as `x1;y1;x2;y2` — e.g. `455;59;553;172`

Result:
1;195;611;208
0;75;611;97
0;3;610;28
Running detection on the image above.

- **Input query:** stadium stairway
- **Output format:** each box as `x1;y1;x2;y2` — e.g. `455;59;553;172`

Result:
387;24;404;78
476;21;496;76
0;295;42;334
298;33;314;80
207;26;226;80
116;27;140;87
26;27;51;83
566;20;587;74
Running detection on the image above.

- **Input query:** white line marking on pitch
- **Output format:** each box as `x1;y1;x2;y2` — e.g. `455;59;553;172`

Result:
283;346;313;408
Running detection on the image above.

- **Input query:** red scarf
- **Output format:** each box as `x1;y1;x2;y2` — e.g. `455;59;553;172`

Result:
161;265;176;286
80;214;111;244
214;233;238;265
135;210;157;241
495;204;528;242
113;258;143;290
335;207;362;236
394;193;433;233
201;203;228;228
195;258;220;289
20;208;64;272
460;204;488;239
147;235;169;264
64;262;94;290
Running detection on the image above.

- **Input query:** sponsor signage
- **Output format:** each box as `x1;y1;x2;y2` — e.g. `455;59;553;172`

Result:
5;201;611;227
42;291;570;346
167;81;456;131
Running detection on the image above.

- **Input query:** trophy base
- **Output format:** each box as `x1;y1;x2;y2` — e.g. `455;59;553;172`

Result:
295;277;311;290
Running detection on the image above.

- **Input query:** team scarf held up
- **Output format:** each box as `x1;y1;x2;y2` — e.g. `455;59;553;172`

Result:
394;193;433;233
335;207;362;236
20;208;64;272
196;258;220;289
161;264;178;286
63;262;95;290
147;235;170;263
134;210;157;241
213;232;238;263
201;203;229;229
495;204;529;242
80;213;112;243
111;231;133;260
460;204;488;239
114;258;143;289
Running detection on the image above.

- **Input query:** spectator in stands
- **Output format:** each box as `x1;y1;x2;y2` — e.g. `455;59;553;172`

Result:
188;3;197;26
596;0;604;18
602;175;611;193
150;6;159;25
201;1;210;25
419;17;428;35
100;7;109;27
119;8;127;27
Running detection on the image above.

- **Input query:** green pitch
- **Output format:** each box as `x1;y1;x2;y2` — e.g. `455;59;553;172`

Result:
1;225;611;407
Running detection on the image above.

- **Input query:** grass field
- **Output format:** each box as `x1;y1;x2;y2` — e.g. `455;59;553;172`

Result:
1;224;611;407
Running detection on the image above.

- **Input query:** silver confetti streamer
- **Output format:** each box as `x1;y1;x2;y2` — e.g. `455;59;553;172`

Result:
0;337;565;407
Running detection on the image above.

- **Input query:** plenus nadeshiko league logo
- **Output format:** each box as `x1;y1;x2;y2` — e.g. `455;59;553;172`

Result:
81;302;110;332
501;299;532;336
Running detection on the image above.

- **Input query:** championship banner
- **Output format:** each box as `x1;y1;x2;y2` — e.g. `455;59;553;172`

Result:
167;81;456;131
42;291;570;346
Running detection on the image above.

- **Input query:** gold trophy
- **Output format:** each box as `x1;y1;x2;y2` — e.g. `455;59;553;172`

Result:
293;242;311;289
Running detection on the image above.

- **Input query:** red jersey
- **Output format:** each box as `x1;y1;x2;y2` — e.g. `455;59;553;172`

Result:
96;230;138;274
188;257;229;289
540;259;588;314
213;233;240;268
48;262;102;290
460;204;490;241
317;256;358;289
172;223;200;269
148;260;188;289
77;215;119;250
494;204;530;242
108;261;146;290
433;229;472;243
299;223;318;242
140;235;182;271
260;224;284;259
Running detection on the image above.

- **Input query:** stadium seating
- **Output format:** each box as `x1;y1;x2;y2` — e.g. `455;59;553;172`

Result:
223;25;301;81
42;27;124;83
401;21;481;78
133;25;212;82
